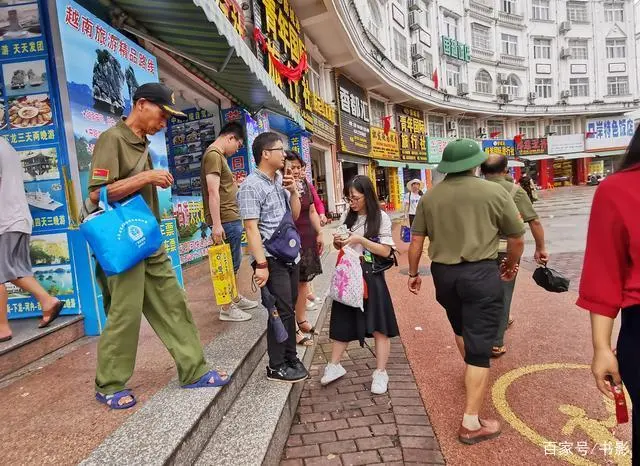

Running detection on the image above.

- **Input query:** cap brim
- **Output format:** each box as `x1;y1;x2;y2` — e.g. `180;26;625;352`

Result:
437;150;488;174
162;104;188;120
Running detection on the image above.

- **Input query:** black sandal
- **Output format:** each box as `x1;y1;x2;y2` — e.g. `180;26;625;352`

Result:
296;329;313;346
297;320;319;335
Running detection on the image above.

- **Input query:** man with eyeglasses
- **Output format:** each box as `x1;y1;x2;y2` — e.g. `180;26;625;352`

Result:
238;132;308;383
201;122;258;322
86;83;230;410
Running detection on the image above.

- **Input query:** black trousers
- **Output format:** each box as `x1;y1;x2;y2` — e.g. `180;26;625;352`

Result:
618;307;639;463
261;258;300;369
409;214;415;227
431;260;503;368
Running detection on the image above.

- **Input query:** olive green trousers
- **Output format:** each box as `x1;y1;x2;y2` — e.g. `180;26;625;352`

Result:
94;250;208;394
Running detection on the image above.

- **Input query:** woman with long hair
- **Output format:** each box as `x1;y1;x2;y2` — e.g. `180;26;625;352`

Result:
322;175;399;394
285;151;323;346
577;124;640;460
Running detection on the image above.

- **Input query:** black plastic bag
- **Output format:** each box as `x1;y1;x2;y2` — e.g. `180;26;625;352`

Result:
533;266;570;293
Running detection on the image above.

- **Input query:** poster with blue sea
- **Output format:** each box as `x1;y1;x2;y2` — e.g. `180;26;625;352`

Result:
56;0;172;216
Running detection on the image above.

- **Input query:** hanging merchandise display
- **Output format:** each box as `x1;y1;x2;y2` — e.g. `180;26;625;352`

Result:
166;108;220;265
4;0;81;321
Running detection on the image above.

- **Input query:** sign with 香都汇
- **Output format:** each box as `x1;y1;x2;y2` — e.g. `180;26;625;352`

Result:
336;74;370;157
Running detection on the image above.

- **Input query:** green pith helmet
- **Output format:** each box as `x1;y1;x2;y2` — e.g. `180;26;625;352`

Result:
437;138;489;174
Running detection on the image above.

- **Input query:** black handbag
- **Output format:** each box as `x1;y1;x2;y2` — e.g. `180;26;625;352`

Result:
371;249;398;274
533;265;570;293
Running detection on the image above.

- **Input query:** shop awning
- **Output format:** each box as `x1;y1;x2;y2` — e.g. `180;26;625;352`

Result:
104;0;304;127
556;153;595;160
592;149;627;158
338;153;370;165
519;154;555;161
406;163;439;170
508;160;524;167
376;160;405;168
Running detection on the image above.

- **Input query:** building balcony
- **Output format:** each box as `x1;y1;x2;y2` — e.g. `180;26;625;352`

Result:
499;53;526;68
469;0;494;19
498;10;525;29
472;46;494;59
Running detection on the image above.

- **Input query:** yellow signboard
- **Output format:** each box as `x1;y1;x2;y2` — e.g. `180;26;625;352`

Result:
370;126;400;159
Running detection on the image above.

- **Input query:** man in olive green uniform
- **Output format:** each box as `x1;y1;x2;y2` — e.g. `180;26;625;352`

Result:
407;139;525;445
481;154;549;357
87;83;229;410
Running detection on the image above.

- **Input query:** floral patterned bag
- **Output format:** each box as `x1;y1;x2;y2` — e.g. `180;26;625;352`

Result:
328;246;364;311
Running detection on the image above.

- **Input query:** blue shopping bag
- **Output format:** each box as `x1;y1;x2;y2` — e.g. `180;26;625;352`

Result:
401;225;411;243
80;187;163;276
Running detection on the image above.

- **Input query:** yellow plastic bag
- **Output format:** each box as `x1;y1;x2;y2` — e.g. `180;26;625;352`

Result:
208;243;238;305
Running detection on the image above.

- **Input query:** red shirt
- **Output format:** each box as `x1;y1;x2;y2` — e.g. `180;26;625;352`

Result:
576;165;640;318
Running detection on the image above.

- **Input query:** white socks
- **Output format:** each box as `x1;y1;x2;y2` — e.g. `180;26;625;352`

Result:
462;413;481;431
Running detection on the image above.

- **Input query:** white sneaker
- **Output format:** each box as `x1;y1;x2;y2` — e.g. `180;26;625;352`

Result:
371;369;389;395
219;304;252;322
321;363;346;386
234;295;259;310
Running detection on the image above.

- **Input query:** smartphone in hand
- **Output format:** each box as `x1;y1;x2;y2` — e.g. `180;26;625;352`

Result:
606;375;629;424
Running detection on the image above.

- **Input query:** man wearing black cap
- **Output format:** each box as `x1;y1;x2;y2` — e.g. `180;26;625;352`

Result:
86;83;229;410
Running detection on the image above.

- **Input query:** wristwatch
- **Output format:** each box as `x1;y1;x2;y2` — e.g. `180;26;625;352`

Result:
408;271;420;278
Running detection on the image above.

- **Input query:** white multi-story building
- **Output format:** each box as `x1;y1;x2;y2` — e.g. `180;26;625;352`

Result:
297;0;639;135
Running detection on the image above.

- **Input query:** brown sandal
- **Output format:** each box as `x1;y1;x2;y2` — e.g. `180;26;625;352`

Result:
492;346;507;358
297;320;319;335
296;329;313;347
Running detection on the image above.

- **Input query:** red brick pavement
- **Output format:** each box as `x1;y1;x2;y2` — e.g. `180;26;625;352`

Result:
281;317;444;466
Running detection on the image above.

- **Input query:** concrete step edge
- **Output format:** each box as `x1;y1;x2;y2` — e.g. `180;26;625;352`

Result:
195;298;331;466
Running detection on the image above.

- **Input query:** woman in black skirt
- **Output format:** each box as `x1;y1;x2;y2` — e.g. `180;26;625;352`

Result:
322;175;399;395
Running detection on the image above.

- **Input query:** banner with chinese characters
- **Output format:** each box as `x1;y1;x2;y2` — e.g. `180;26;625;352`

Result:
166;107;220;265
370;126;399;160
585;116;635;151
336;73;370;156
57;1;172;216
482;139;516;157
3;1;82;319
396;105;426;161
427;137;453;164
254;0;312;117
515;138;547;156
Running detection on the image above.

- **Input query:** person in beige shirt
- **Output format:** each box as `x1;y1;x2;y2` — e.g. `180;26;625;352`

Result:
201;122;258;322
407;139;525;446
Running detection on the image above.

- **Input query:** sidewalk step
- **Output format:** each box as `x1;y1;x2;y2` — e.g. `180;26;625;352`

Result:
81;309;268;466
195;301;330;466
0;315;84;379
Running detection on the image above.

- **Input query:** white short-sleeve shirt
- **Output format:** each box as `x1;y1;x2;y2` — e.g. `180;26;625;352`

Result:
341;210;395;255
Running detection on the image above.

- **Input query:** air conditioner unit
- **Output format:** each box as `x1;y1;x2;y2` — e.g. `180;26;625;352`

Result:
412;59;427;78
545;125;558;135
457;82;469;96
560;90;571;99
560;47;572;59
447;121;457;131
411;43;426;59
409;10;424;30
559;21;571;34
408;0;421;11
528;91;537;100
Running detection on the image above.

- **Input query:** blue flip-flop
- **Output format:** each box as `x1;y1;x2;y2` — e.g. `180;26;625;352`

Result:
96;389;137;410
182;370;231;389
